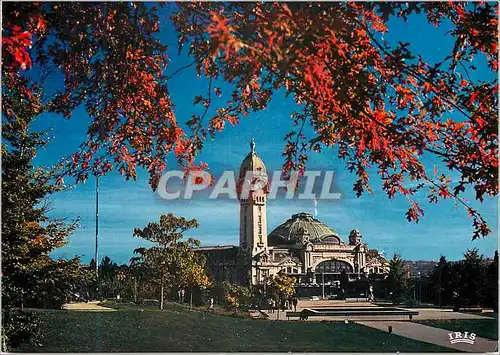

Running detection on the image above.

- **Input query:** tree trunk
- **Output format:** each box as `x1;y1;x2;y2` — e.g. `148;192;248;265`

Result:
190;289;193;310
160;264;165;310
133;278;137;303
160;284;164;310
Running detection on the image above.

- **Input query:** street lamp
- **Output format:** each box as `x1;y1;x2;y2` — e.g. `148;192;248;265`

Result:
322;272;325;299
417;272;422;304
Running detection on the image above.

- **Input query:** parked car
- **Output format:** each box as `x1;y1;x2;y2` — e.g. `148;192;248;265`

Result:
309;296;320;301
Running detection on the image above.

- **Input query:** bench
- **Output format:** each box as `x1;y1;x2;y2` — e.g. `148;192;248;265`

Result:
458;307;483;313
286;308;419;321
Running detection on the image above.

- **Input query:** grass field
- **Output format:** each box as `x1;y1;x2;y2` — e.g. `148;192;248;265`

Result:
417;318;498;341
16;302;455;352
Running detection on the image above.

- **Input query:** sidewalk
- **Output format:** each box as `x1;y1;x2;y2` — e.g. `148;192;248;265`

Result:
357;320;498;353
267;305;492;322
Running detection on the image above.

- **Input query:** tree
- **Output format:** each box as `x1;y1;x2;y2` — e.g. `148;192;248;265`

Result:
23;259;94;309
213;281;253;312
387;254;409;304
454;248;486;307
1;86;88;350
483;250;498;311
177;252;211;309
3;3;497;238
127;256;158;303
132;214;208;310
170;2;497;240
428;255;456;306
219;282;240;313
267;271;296;317
2;2;183;189
427;250;497;309
128;255;152;303
94;257;135;300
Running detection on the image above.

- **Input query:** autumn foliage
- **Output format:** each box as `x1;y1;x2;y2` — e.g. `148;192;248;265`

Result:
2;2;498;239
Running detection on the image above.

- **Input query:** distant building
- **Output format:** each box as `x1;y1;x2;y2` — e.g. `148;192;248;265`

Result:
365;255;390;277
405;260;440;278
196;139;388;286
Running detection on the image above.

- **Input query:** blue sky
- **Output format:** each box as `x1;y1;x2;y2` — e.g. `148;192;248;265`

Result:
30;5;497;264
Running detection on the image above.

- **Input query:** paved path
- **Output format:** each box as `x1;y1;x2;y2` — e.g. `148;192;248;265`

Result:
62;301;116;311
303;309;494;322
270;302;492;322
357;320;498;353
413;309;495;320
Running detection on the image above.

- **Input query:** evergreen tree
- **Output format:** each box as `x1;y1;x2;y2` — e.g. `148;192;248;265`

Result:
428;255;455;306
455;248;486;307
387;254;409;304
98;256;125;299
484;250;498;311
2;86;91;350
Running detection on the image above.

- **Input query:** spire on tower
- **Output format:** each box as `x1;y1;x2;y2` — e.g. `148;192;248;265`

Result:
250;137;255;153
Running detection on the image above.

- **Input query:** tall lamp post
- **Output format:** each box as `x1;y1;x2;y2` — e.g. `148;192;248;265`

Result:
95;175;99;298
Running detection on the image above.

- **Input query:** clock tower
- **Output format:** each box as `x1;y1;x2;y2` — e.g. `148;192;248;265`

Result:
238;138;268;257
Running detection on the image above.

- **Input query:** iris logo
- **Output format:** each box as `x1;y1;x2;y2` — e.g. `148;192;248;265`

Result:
448;331;476;345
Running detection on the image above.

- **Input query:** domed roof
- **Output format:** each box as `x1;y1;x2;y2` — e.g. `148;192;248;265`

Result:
239;138;267;180
268;212;343;246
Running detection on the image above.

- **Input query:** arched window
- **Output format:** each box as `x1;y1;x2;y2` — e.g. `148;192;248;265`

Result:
315;259;353;273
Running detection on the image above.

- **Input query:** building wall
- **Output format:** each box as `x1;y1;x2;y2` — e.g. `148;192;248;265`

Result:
198;243;376;286
247;240;368;285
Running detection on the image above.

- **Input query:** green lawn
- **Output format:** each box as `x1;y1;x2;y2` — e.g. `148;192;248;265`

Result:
17;303;453;352
418;318;498;341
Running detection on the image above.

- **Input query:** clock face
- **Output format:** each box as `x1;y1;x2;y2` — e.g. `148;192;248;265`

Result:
251;176;268;192
236;173;268;198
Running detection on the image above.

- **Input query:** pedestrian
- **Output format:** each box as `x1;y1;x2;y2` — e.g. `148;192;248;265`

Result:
292;297;298;312
368;285;374;302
